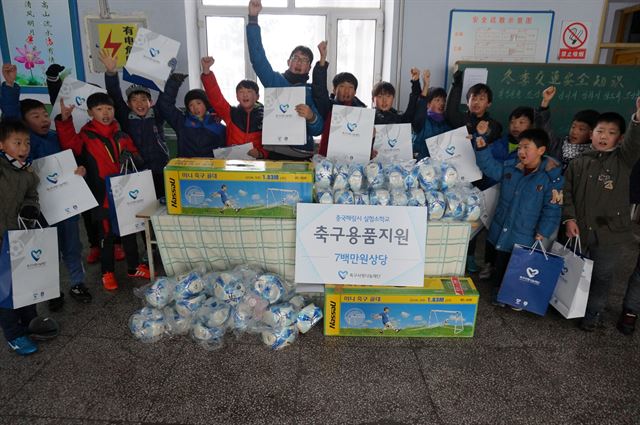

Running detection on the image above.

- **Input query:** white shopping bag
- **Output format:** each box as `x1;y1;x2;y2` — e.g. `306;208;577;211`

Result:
373;123;413;161
262;87;306;146
49;77;107;133
31;150;98;225
326;105;376;163
106;163;157;236
426;126;482;183
0;220;59;309
123;28;181;92
549;238;593;319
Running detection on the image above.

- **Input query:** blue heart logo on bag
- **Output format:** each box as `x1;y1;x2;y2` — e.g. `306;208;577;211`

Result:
129;189;140;199
46;172;59;184
149;47;160;57
75;96;85;106
346;122;358;132
387;138;398;148
561;266;568;276
338;270;348;280
31;249;42;262
279;104;289;113
526;267;539;278
445;145;455;155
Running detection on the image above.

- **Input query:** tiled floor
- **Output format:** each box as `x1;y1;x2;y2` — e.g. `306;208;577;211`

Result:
1;242;639;425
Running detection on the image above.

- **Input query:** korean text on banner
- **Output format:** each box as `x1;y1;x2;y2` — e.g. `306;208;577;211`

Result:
49;78;106;133
107;170;157;236
123;27;181;92
326;105;376;163
426;126;482;183
295;204;428;286
0;227;59;309
262;87;306;146
373;123;413;161
31;150;98;225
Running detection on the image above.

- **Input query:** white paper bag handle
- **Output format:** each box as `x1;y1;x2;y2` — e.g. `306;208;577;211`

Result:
17;215;43;231
120;156;139;174
529;239;549;260
563;236;583;255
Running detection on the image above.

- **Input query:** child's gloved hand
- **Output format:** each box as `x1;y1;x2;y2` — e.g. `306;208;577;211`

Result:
19;205;39;220
46;64;65;80
169;72;188;85
119;150;134;166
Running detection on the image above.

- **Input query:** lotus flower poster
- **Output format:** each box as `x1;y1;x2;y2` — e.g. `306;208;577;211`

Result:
0;0;84;93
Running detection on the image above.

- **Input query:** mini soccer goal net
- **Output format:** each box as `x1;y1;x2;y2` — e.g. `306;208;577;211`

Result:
266;188;300;208
428;310;464;334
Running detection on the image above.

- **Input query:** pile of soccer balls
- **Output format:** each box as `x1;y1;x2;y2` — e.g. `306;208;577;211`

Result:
129;265;322;350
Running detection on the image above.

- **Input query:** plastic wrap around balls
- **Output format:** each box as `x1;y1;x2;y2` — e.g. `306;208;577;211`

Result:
332;163;350;191
347;165;366;193
163;306;192;336
314;158;334;189
404;166;420;190
253;273;289;305
129;309;166;343
261;325;298;350
440;163;459;191
465;190;482;222
334;189;355;205
407;188;426;207
369;188;390;206
175;293;207;317
386;165;407;192
197;302;232;328
230;303;254;332
296;304;323;334
417;161;440;191
202;272;221;297
191;322;225;350
144;278;175;309
353;192;370;205
174;271;205;300
315;189;334;204
213;273;246;306
262;303;298;330
444;190;466;220
426;190;446;220
390;190;408;206
365;162;385;189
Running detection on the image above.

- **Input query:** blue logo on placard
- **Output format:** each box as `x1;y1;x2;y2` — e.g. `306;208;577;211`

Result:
445;145;455;155
279;104;289;113
46;173;59;184
31;249;42;261
75;96;85;106
149;47;160;57
128;189;140;200
346;122;358;132
387;138;397;148
526;267;539;278
338;270;348;280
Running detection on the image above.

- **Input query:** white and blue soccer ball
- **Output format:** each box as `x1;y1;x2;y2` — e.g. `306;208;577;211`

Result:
174;293;207;317
353;192;370;205
316;189;334;204
369;188;390;206
334;189;355;205
213;273;246;306
441;163;459;190
263;303;297;329
390;190;408;206
386;165;407;191
332;163;350;191
365;162;385;189
417;160;440;191
296;304;323;334
444;190;466;220
314;158;334;189
144;278;174;309
347;165;366;193
231;303;254;332
261;325;298;350
253;273;287;304
129;311;166;343
163;306;192;336
174;271;205;300
426;190;446;220
407;188;426;207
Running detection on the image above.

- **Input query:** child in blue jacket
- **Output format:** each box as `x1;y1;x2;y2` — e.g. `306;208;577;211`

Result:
412;70;451;161
473;126;563;305
0;63;91;308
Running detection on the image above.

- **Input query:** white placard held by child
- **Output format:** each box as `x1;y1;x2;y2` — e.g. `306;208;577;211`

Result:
262;87;306;146
326;105;375;163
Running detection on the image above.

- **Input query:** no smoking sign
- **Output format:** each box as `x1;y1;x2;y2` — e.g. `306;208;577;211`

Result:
559;21;590;60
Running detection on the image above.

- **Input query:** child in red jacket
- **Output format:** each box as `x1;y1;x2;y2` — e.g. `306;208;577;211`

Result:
200;56;266;159
55;92;150;290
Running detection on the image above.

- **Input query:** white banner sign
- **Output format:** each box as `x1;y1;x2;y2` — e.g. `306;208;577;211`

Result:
49;77;106;133
295;203;427;286
373;123;413;161
31;150;98;225
326;105;375;163
426;126;482;183
262;87;306;145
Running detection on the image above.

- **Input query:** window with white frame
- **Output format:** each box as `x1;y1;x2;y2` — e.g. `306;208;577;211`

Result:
199;0;383;106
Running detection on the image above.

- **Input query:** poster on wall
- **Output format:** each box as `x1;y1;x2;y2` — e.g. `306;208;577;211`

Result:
445;9;554;86
0;0;84;94
85;17;148;73
557;20;592;62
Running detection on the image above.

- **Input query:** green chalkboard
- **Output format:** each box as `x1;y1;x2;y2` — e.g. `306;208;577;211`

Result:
456;61;640;137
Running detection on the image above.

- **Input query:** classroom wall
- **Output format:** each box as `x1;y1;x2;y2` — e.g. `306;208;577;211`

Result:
396;0;638;110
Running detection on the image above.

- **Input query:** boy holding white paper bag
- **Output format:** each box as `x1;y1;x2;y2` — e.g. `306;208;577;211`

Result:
1;64;92;308
472;127;563;306
0;120;60;356
247;0;323;160
563;101;640;334
55;92;151;291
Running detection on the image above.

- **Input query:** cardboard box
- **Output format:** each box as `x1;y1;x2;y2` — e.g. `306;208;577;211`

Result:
164;158;313;218
324;277;479;337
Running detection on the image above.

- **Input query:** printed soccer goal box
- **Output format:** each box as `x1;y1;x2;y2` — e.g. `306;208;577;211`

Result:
324;277;479;338
163;158;313;218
